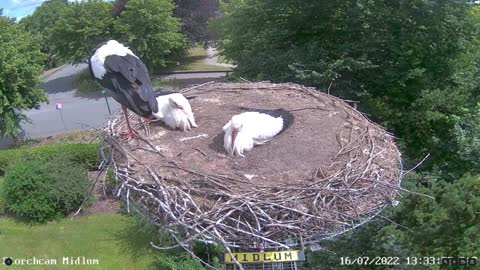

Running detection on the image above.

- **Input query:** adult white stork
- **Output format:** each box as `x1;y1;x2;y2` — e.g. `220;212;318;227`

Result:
152;92;198;131
88;40;158;139
223;109;294;157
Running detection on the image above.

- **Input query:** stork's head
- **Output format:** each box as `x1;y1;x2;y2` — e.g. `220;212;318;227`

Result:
166;94;197;130
223;114;254;157
229;115;244;144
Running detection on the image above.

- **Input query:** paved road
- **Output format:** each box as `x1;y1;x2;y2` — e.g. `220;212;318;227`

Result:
22;64;121;139
0;49;232;149
18;64;229;140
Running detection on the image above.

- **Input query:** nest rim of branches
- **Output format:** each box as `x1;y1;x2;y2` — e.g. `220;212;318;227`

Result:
104;82;404;254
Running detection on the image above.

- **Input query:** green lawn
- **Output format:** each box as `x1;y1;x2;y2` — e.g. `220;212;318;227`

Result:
152;78;190;90
217;55;232;65
0;214;163;270
159;46;232;73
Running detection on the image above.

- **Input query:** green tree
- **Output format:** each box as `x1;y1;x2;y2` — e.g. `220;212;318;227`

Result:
173;0;220;43
306;175;480;270
0;16;47;137
49;0;115;63
19;0;69;67
214;0;480;178
114;0;188;70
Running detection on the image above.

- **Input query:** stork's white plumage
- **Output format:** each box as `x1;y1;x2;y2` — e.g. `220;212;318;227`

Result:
152;93;198;131
223;109;293;157
90;40;138;80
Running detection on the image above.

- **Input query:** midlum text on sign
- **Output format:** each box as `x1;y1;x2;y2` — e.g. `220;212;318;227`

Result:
223;250;305;264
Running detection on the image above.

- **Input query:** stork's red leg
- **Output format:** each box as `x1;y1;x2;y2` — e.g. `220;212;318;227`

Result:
143;118;151;136
146;118;162;123
120;107;139;140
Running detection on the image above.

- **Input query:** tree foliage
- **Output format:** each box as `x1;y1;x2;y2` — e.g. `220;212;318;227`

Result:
0;16;47;137
42;0;187;71
114;0;188;70
112;0;129;17
215;5;480;267
112;0;219;43
215;0;480;178
19;0;68;43
173;0;219;43
306;175;480;270
19;0;69;67
49;0;115;63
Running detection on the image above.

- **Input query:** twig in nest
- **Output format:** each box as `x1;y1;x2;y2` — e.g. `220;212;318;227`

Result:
327;81;333;95
181;81;217;94
195;148;207;157
179;134;209;142
71;166;109;220
401;153;430;177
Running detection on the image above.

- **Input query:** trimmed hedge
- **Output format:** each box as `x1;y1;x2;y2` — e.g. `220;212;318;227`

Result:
0;143;100;176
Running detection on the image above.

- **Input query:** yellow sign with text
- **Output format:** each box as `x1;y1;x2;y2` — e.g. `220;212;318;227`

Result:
224;250;304;264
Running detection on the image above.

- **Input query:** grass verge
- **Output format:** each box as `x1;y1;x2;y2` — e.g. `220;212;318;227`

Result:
152;78;190;90
0;214;163;270
159;46;232;73
18;131;101;148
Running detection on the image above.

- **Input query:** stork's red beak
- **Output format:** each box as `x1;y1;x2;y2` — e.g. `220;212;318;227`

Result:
232;130;238;146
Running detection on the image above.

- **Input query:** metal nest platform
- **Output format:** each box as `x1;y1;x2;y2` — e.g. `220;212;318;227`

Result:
104;82;403;267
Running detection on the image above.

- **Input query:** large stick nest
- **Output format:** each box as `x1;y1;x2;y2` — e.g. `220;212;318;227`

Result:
105;82;403;250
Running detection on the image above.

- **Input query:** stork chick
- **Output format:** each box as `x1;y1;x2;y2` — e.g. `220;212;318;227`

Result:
152;93;198;131
223;109;293;157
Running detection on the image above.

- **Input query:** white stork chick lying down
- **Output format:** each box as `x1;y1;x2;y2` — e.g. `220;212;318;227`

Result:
152;93;198;131
223;109;294;157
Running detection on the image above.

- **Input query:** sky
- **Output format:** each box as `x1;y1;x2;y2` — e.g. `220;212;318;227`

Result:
1;0;46;20
0;0;101;21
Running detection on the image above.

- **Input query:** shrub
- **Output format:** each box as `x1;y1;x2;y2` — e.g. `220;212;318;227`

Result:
149;254;205;270
2;153;90;222
0;143;100;176
75;68;102;94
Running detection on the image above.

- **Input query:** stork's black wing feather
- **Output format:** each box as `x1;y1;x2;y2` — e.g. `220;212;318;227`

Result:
101;54;158;117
